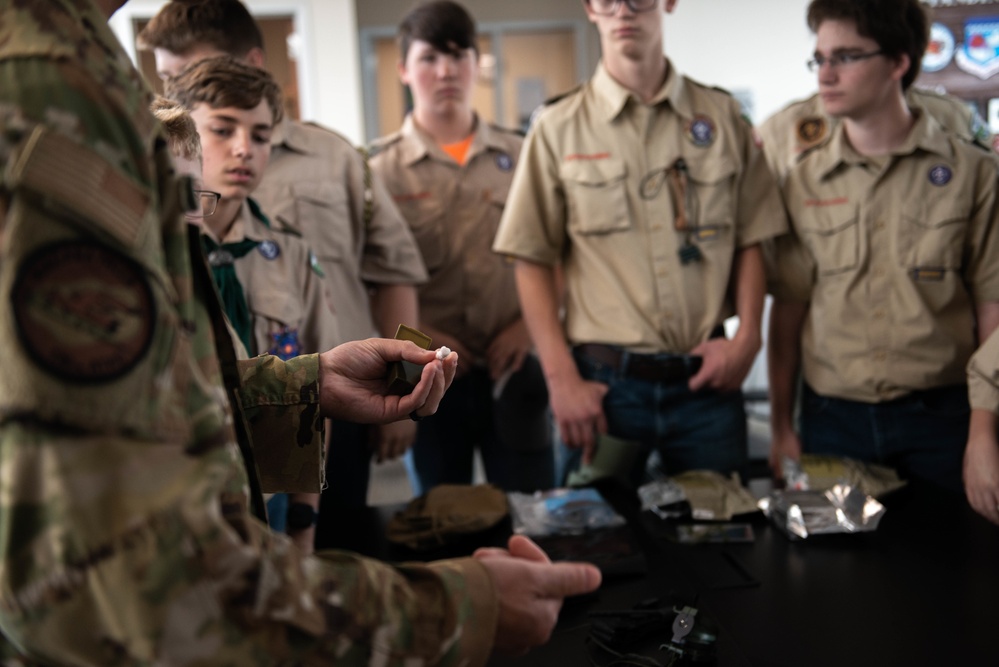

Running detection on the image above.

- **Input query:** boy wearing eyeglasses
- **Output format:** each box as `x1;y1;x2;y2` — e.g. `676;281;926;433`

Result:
165;57;338;552
494;0;786;485
764;0;999;496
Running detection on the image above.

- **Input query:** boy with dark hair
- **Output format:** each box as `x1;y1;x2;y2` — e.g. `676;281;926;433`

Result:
765;0;999;494
166;56;337;551
140;1;428;524
369;1;554;493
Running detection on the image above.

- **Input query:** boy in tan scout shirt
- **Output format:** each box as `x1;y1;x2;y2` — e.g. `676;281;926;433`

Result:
369;1;554;493
494;0;786;484
165;56;335;552
139;0;427;538
758;87;995;182
765;0;999;494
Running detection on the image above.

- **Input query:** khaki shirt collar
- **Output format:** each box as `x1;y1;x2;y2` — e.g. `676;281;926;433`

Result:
215;200;264;244
398;113;500;166
591;58;690;122
270;117;308;154
812;109;953;180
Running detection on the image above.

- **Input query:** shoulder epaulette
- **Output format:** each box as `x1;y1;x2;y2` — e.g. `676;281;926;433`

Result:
542;85;583;108
489;122;525;138
366;133;402;159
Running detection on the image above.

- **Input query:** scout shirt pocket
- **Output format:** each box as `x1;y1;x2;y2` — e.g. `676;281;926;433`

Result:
248;289;305;359
796;205;859;277
560;158;630;234
680;155;737;256
270;182;349;263
395;193;447;272
898;197;967;277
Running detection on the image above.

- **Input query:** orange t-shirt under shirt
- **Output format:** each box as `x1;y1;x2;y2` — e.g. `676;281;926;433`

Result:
440;134;474;166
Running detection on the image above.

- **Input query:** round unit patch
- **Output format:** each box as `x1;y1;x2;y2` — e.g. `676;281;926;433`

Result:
928;164;953;186
686;116;716;147
495;153;513;171
258;240;281;260
12;241;155;383
796;116;827;149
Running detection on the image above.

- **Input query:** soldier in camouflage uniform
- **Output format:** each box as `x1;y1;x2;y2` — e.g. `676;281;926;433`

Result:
0;1;601;664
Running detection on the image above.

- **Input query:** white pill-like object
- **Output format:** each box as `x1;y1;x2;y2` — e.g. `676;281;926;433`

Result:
436;346;451;360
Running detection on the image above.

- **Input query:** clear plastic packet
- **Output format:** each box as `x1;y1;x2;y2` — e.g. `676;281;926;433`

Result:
758;483;886;540
507;488;626;537
637;478;687;511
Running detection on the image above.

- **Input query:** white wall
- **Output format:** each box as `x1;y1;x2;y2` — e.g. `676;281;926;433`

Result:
109;0;365;144
665;0;817;123
109;0;820;144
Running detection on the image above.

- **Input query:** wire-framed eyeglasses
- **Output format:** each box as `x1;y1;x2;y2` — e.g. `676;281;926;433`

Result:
806;50;884;72
187;190;221;219
588;0;659;16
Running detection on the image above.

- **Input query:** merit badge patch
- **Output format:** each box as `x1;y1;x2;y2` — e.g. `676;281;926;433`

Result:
686;116;716;147
12;241;155;382
796;116;827;150
496;153;513;171
928;164;953;186
257;240;281;260
269;327;301;360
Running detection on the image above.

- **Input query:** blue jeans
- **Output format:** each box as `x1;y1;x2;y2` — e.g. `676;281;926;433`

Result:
409;355;554;494
800;383;968;493
560;347;748;485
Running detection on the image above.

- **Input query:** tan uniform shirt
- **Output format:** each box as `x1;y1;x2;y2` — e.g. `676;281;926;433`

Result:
969;326;999;413
252;119;427;343
769;112;999;403
759;87;995;182
220;201;338;356
369;115;523;360
494;61;787;354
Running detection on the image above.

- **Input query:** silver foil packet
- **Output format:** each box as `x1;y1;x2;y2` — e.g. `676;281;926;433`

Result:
758;484;886;540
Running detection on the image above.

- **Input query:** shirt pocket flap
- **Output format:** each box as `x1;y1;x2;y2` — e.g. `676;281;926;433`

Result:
559;158;630;234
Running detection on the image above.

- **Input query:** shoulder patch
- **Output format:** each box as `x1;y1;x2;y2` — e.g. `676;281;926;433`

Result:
795;116;828;151
12;240;155;383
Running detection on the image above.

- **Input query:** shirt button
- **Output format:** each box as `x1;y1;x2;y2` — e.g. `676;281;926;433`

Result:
873;310;885;319
872;268;885;277
874;351;887;361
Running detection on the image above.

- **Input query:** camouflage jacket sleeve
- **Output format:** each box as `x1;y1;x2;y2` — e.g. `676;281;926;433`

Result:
238;354;325;494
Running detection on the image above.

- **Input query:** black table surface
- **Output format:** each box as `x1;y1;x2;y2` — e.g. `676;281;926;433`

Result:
319;479;999;667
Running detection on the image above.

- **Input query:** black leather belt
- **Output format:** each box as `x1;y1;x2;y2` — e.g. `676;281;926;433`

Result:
575;343;703;383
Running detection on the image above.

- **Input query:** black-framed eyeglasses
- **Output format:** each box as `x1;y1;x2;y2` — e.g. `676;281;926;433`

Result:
187;190;221;219
806;50;884;72
587;0;659;16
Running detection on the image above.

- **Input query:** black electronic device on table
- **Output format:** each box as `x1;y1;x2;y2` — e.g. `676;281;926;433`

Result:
587;596;718;666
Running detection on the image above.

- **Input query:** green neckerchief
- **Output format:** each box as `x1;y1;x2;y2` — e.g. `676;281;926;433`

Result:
200;199;271;353
201;236;259;354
